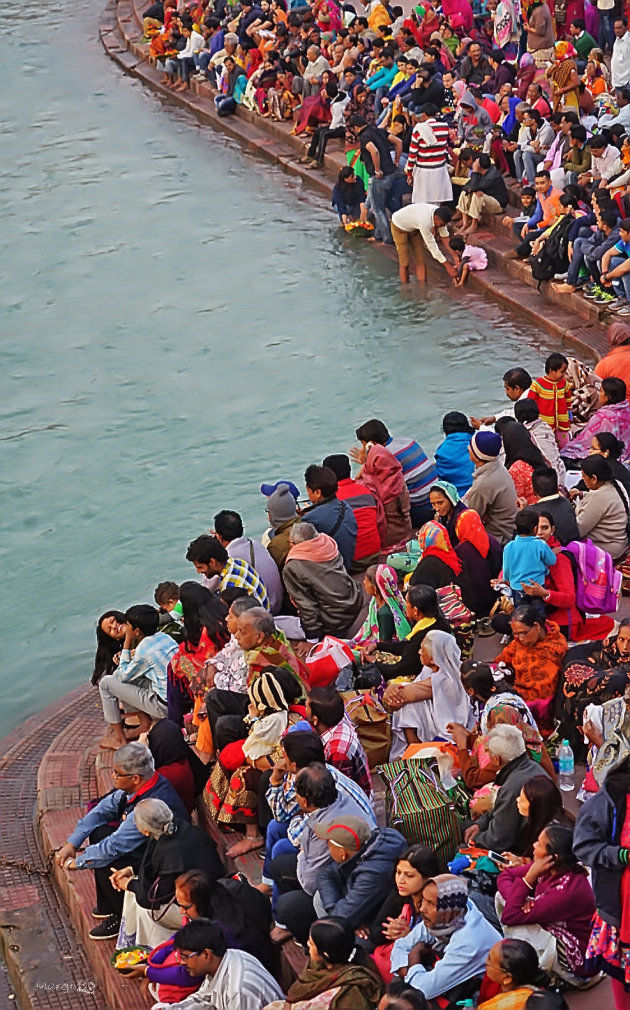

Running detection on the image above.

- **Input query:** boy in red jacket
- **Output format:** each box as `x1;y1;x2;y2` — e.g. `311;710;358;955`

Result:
527;352;571;448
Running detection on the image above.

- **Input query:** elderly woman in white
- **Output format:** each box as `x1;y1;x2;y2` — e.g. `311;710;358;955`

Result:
386;629;474;759
112;798;223;950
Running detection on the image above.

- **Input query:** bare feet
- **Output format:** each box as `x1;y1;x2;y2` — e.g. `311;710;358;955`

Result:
254;882;273;895
270;925;293;944
225;835;264;858
100;725;127;750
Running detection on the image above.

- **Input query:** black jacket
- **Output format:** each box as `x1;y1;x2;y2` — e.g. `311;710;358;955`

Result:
128;819;223;908
574;773;628;929
464;165;509;209
476;752;551;853
317;827;407;928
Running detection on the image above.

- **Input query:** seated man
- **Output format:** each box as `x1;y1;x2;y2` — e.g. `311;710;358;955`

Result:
464;431;517;546
307;685;373;798
213;606;309;750
456;153;509;236
186;534;269;608
464;725;551;853
273;763;376;940
391;874;500;1001
300;464;358;571
322;453;381;571
282;523;364;641
153;919;284;1010
262;482;300;571
527;465;579;545
515;170;563;260
55;742;188;940
98;604;177;750
212;508;283;614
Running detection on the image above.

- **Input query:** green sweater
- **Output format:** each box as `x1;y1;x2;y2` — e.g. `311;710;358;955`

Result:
573;29;597;59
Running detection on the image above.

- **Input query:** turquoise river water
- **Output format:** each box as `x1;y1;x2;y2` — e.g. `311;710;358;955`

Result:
0;0;563;736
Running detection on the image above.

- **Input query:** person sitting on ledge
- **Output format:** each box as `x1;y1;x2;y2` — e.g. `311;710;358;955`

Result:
54;742;188;941
186;534;270;609
98;604;178;751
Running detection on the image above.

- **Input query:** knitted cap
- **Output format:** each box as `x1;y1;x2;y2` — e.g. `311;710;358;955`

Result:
266;484;298;527
470;430;501;462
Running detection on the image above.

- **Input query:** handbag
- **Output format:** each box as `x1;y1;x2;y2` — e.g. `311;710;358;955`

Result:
435;584;473;627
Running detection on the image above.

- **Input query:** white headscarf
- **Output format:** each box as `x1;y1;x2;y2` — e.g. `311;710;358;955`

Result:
424;630;473;739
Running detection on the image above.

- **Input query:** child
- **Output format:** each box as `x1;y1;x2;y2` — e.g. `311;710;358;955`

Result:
527;352;571;447
501;508;556;615
504;185;536;241
449;236;488;287
154;581;183;622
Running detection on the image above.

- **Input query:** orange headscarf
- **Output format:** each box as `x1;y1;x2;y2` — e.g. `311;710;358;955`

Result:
455;508;490;559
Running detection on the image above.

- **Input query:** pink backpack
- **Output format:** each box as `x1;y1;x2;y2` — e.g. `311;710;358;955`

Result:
563;539;621;615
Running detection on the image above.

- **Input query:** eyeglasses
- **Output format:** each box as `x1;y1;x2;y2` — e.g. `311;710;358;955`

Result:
112;770;133;779
177;950;202;962
511;628;534;640
177;901;194;911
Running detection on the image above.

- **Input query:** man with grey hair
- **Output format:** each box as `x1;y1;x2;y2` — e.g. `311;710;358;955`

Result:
282;523;363;640
292;44;331;99
464;725;550;854
54;742;189;940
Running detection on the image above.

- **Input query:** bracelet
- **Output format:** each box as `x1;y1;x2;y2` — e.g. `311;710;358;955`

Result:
65;857;74;868
522;876;534;889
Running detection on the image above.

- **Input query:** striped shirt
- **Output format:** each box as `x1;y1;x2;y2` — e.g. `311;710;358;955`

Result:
267;764;376;848
155;948;284;1010
386;434;438;504
219;557;269;609
406;119;450;172
527;377;570;432
116;632;178;701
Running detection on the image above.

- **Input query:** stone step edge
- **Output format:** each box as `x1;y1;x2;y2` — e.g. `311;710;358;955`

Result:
101;0;607;360
36;712;151;1010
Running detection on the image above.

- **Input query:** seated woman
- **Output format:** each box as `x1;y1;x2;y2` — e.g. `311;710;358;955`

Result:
358;443;412;552
495;605;567;709
408;520;462;592
292;74;337;136
368;845;440;984
378;981;430;1010
267;917;384;1010
497;824;596;989
113;798;223;950
479;938;545;1009
519;512;614;643
351;564;411;657
429;480;500;617
449;661;555;790
387;629;473;759
559;619;630;753
92;610;126;686
331;165;369;228
166;582;229;742
563;377;630;465
365;585;452;682
582;683;630;791
144;718;209;814
502;776;573;864
206;668;305;857
496;418;546;506
573;454;630;561
434;412;475;498
588;431;630;496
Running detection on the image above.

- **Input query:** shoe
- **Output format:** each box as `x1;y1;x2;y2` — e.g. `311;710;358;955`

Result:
594;290;617;305
89;915;120;940
553;272;568;281
618;304;630;316
583;284;601;299
91;907;110;919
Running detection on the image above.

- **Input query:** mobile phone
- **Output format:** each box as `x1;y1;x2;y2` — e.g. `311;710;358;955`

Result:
487;850;509;865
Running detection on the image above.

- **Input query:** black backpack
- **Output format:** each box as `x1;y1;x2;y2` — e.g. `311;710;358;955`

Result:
529;214;574;287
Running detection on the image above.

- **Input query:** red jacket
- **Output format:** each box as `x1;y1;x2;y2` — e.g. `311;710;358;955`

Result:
335;477;381;561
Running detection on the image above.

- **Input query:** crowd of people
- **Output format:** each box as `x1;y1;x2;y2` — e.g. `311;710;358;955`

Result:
139;0;630;305
48;337;630;1009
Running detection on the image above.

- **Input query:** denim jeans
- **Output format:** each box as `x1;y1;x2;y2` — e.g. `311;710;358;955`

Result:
373;86;388;117
610;256;630;299
368;173;394;243
567;235;588;286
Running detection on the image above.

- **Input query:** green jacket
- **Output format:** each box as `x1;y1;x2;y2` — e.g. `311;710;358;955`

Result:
574;29;597;59
564;142;592;175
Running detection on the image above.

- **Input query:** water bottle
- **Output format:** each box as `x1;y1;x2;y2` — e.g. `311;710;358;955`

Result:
558;739;574;792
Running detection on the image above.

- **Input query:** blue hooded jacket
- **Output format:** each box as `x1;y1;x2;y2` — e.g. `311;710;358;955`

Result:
435;432;474;497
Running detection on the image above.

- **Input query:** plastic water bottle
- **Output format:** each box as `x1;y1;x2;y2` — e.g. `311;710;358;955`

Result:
558;740;575;792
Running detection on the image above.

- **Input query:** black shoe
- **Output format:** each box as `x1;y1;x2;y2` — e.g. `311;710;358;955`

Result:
91;906;110;919
89;915;120;940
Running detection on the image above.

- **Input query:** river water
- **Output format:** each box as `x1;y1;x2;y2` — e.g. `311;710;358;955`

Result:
0;0;562;736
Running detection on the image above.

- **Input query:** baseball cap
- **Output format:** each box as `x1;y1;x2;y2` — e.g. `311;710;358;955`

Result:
260;480;300;499
313;815;372;851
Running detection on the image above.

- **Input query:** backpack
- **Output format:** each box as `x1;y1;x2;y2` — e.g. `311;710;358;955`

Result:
341;690;391;768
529;214;574;288
377;756;461;871
563;538;621;614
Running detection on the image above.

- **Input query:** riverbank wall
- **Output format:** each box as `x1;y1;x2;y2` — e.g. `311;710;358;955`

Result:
99;0;612;362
